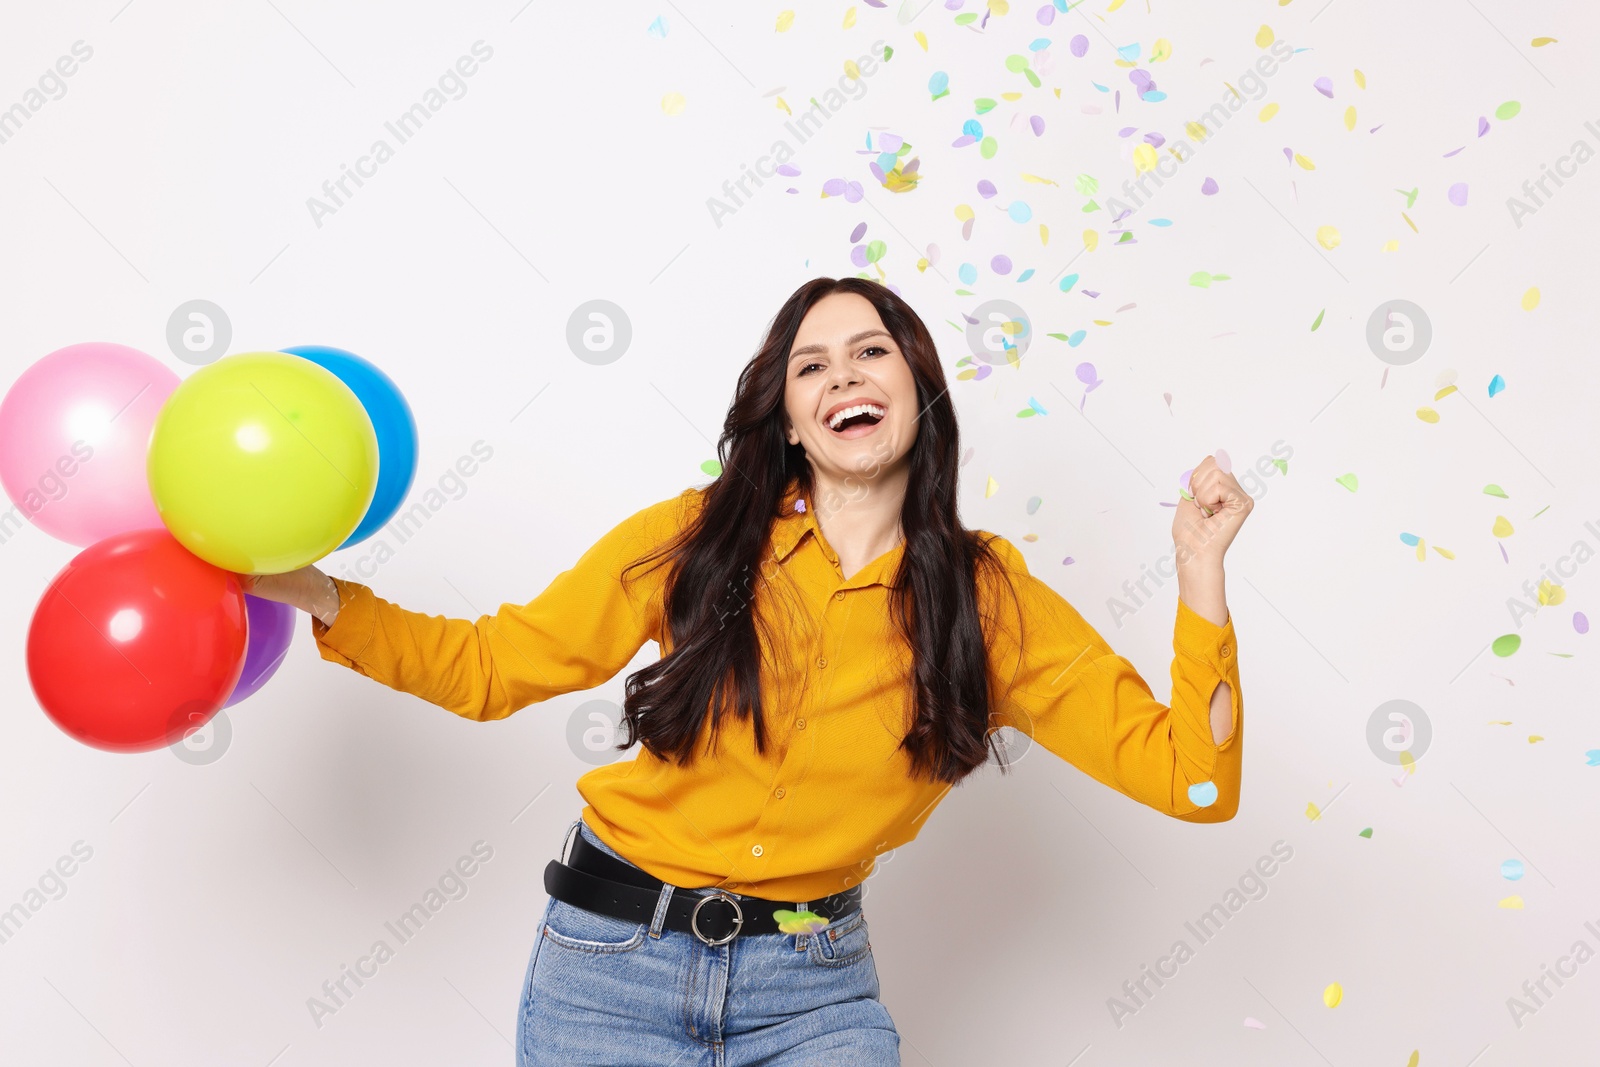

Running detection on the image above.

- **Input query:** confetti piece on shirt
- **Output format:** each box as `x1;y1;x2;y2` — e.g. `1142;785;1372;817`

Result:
1323;983;1343;1008
1188;781;1219;807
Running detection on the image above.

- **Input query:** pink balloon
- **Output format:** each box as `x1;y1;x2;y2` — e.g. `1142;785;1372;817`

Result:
0;342;179;547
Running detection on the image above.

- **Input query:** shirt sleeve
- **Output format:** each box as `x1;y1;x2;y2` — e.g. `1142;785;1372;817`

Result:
982;535;1242;822
309;488;698;722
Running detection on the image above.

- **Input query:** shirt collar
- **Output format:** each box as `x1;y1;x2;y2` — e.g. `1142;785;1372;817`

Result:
770;476;904;589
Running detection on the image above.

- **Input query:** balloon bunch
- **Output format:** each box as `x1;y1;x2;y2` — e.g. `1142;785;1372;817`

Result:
1;343;417;753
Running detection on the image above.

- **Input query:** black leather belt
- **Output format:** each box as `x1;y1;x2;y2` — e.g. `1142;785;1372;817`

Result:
542;823;864;946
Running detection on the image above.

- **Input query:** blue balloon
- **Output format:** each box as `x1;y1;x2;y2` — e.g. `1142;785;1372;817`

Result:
279;345;418;551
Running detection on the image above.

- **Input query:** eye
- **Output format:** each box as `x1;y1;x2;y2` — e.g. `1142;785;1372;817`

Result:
860;345;889;358
797;361;823;376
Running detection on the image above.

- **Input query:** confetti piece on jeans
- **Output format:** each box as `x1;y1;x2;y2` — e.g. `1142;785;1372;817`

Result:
1323;983;1342;1007
773;909;830;934
1188;781;1219;807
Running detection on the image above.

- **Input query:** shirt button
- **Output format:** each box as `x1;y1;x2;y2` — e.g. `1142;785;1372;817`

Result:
796;718;806;730
751;844;763;857
1220;644;1231;657
816;656;827;669
774;787;786;799
834;591;845;601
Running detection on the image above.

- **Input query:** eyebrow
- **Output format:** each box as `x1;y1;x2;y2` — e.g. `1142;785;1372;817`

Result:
788;329;892;362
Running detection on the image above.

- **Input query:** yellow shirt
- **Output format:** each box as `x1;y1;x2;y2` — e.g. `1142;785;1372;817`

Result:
311;477;1242;903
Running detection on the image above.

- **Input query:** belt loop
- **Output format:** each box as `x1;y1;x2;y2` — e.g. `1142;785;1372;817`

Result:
649;881;675;940
560;817;582;865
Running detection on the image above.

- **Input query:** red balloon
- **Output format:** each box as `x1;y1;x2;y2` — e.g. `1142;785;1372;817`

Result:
27;527;249;752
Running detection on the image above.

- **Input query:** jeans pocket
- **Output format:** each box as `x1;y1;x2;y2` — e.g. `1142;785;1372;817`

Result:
805;908;872;967
541;898;648;954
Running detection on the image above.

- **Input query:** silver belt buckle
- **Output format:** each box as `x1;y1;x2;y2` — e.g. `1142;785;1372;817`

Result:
690;890;744;946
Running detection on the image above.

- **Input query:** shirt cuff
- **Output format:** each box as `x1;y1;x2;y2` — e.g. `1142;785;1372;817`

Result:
311;577;377;664
1174;595;1236;676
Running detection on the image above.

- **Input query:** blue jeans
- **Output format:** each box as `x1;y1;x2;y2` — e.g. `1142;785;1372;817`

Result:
517;816;900;1066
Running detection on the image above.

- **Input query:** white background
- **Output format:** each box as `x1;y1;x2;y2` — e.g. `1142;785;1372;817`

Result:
1;1;1596;1064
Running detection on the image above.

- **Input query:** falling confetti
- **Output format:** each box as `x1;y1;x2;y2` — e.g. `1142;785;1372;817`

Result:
1501;859;1525;881
1492;634;1521;657
1498;896;1525;910
1335;473;1358;492
1448;183;1469;206
1323;983;1343;1008
1243;1017;1267;1030
661;92;686;115
700;459;722;476
1495;100;1521;120
1316;225;1341;249
1310;308;1325;331
1521;287;1541;310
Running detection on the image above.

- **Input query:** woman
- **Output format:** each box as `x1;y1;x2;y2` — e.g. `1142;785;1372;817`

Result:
245;277;1251;1065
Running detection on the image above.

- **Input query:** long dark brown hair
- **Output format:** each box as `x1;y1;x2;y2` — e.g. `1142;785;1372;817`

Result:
615;277;1024;785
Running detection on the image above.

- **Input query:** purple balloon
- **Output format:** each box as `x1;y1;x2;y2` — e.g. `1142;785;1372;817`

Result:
223;595;296;708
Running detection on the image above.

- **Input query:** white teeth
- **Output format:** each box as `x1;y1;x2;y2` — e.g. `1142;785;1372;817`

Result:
827;403;886;430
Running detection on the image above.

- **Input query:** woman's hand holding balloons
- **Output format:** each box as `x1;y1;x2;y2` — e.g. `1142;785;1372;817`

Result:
241;565;342;627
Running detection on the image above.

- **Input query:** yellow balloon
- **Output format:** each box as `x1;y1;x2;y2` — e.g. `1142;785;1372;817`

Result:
148;352;379;573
